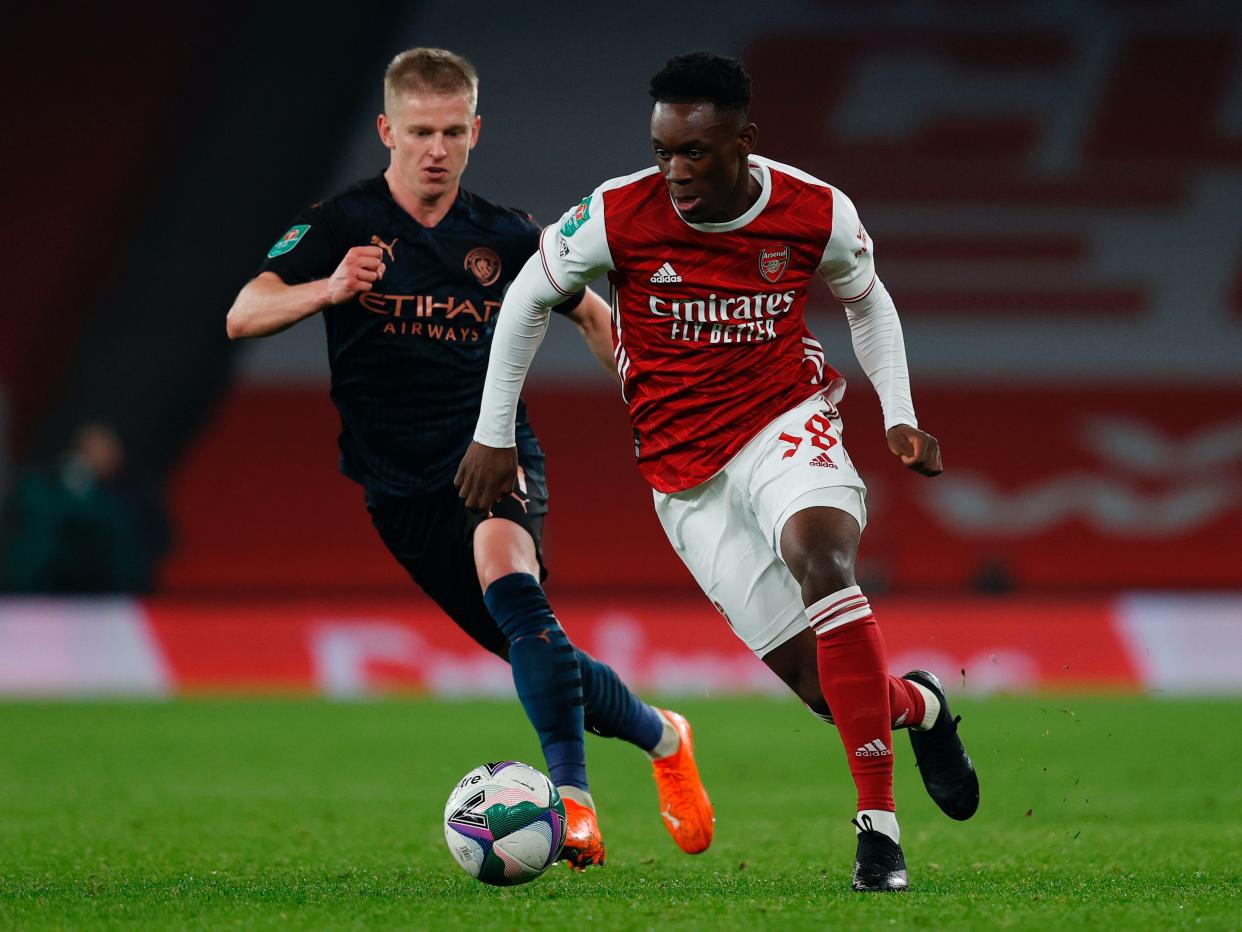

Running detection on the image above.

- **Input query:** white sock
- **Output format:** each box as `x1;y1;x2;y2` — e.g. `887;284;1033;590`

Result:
856;809;900;844
805;585;872;635
911;682;940;731
645;710;681;760
559;786;595;811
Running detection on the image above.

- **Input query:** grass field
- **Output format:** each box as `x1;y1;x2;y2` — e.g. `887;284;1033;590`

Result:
1;695;1238;930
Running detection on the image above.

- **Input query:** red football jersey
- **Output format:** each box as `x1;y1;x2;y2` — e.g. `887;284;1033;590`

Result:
540;156;877;493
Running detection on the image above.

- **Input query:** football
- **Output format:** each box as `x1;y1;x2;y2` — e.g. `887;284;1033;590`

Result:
443;761;567;886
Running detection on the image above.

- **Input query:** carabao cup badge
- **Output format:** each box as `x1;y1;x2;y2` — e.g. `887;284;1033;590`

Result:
759;245;790;283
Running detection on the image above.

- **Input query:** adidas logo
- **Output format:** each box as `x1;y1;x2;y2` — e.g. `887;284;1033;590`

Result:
810;451;837;469
650;261;682;283
854;739;892;758
894;711;908;728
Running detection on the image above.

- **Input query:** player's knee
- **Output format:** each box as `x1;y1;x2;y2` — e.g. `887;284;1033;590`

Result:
474;519;538;588
798;542;856;597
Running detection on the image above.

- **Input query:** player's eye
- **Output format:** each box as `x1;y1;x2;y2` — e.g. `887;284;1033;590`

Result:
654;148;670;160
687;149;704;160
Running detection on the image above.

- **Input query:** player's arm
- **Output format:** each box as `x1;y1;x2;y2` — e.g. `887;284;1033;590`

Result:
225;247;386;339
818;189;942;477
455;254;563;510
562;288;617;377
457;192;615;510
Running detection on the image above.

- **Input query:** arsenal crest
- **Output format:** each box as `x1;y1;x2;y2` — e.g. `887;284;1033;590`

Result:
759;245;790;283
464;246;502;286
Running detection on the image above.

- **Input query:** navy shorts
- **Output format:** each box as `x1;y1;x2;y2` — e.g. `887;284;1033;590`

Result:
365;449;548;661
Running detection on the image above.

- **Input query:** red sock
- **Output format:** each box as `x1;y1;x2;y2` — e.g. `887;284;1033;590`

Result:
815;677;923;730
889;675;925;731
809;587;895;812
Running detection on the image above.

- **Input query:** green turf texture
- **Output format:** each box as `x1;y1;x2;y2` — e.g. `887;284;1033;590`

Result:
1;695;1237;929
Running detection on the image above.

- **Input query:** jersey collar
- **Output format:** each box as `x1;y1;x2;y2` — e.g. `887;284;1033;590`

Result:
672;159;771;234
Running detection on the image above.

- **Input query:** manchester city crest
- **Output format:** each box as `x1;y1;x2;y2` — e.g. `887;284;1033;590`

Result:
464;246;502;286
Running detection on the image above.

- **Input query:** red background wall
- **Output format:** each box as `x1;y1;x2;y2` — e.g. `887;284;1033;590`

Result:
162;385;1242;593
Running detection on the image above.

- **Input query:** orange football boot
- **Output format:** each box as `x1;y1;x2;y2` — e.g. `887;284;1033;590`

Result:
560;797;606;869
651;709;714;854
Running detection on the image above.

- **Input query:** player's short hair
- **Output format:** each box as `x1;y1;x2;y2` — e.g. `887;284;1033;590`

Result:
649;52;751;120
384;47;479;114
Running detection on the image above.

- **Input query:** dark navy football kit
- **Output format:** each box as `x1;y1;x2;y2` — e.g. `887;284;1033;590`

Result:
259;174;583;656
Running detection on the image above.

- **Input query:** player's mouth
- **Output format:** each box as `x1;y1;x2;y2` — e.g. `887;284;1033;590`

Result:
672;194;704;214
422;166;450;182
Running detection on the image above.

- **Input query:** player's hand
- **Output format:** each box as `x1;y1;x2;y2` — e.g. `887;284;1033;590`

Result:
886;424;943;477
324;246;386;304
454;441;519;513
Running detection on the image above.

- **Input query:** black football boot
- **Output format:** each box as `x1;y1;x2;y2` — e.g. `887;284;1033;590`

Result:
851;814;909;892
903;670;980;821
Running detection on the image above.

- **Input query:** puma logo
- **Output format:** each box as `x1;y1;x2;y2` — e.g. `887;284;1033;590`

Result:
370;235;398;261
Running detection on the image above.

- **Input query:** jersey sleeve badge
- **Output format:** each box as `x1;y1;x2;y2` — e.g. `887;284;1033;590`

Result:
559;197;592;237
267;224;310;258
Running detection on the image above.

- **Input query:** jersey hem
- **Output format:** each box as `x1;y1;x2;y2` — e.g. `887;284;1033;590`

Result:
641;386;837;495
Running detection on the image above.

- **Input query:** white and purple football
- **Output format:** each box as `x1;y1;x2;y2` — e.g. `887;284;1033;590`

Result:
443;761;566;886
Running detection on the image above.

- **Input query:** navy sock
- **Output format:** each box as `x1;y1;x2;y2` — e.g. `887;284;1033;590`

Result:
484;573;587;791
579;651;664;753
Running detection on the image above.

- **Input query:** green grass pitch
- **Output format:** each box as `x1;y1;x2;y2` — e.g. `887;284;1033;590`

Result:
1;695;1238;929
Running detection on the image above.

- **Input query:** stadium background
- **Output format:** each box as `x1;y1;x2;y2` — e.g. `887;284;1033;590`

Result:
2;0;1240;699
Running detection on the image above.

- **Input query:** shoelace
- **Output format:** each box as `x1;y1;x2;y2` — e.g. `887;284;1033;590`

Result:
660;765;714;834
851;815;903;871
657;764;699;805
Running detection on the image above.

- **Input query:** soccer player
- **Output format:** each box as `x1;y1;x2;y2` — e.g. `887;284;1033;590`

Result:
457;52;979;891
225;48;714;868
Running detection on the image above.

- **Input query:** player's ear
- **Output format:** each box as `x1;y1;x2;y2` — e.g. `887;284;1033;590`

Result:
470;114;481;150
377;112;395;150
738;121;758;157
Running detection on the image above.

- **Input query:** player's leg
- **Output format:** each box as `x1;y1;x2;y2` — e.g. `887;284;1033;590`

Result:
655;454;936;889
471;515;606;867
748;393;957;891
779;505;906;852
571;649;714;857
476;472;713;858
366;487;511;660
760;627;931;734
368;482;605;868
474;456;672;758
657;463;903;888
758;566;976;826
473;519;588;794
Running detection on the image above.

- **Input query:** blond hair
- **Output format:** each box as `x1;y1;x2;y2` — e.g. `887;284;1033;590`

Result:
384;47;479;114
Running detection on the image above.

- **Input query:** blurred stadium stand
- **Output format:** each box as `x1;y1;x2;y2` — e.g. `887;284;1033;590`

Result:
1;0;1239;695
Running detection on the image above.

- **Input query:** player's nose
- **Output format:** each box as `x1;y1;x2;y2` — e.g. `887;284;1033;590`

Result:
666;156;693;184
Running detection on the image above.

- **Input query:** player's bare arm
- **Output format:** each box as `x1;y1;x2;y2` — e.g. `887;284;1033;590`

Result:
225;246;386;339
886;424;942;477
563;289;618;377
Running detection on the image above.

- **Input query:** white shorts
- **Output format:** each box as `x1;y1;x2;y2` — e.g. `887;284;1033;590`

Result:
654;391;868;658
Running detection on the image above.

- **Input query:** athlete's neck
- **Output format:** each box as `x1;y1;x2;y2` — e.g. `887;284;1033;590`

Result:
703;161;762;224
384;165;458;228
